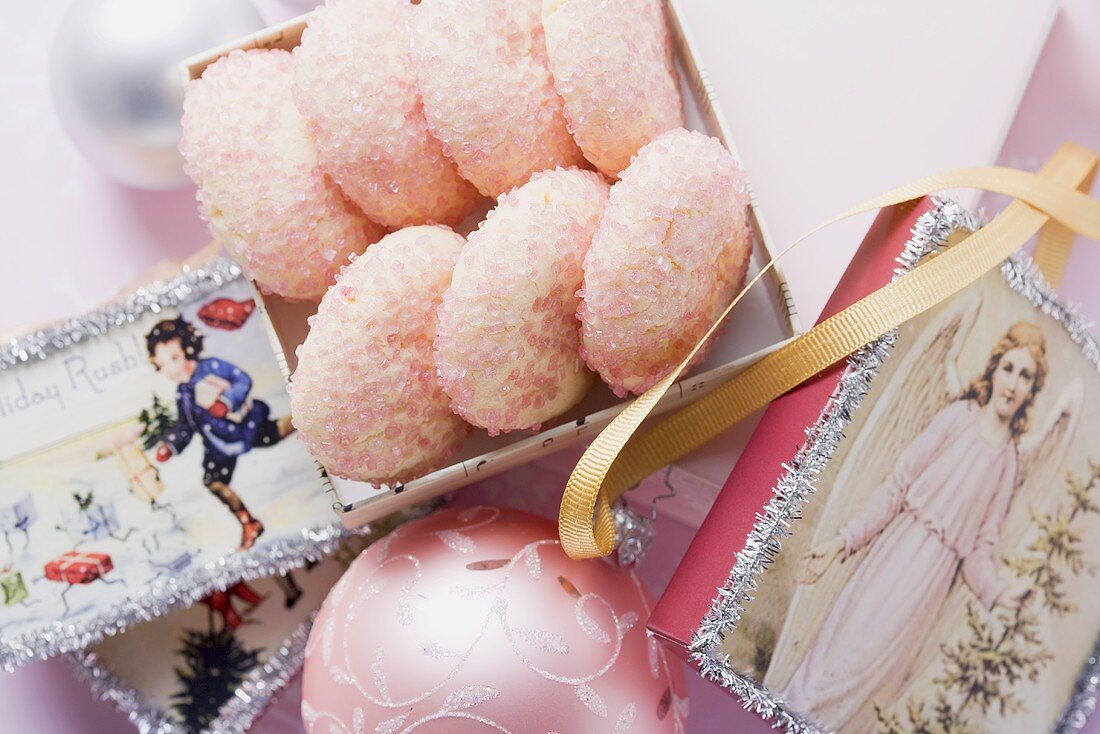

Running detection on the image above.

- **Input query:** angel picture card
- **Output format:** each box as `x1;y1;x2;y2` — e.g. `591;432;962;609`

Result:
649;198;1100;734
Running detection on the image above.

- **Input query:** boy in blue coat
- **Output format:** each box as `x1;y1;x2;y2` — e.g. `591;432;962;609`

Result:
146;317;294;550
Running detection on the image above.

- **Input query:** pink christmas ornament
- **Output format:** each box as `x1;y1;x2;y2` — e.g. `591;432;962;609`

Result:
302;506;688;734
542;0;684;177
579;128;752;397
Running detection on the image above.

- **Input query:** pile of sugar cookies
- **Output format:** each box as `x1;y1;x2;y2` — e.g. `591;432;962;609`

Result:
180;0;752;484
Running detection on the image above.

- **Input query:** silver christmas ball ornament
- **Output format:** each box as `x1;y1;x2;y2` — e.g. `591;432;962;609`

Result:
49;0;265;190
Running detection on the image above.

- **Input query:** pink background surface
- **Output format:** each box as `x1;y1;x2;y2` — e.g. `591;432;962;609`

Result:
2;0;1098;732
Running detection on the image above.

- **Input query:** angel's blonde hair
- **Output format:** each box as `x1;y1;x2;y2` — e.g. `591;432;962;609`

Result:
964;321;1048;438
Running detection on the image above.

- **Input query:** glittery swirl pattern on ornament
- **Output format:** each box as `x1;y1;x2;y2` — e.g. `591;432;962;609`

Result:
434;168;609;435
301;506;688;733
411;0;586;198
293;0;481;229
180;48;385;301
579;128;752;397
289;226;471;484
542;0;684;178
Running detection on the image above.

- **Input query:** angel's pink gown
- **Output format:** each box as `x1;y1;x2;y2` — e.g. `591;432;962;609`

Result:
782;399;1018;732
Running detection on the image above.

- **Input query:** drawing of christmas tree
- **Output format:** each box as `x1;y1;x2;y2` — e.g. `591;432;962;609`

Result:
171;624;262;730
138;395;177;450
876;460;1100;734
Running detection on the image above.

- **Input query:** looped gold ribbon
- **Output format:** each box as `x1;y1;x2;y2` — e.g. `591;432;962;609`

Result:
559;142;1100;559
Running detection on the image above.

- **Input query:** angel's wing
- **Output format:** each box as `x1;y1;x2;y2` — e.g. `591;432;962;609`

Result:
762;290;983;690
943;290;984;397
800;288;984;552
1016;378;1084;493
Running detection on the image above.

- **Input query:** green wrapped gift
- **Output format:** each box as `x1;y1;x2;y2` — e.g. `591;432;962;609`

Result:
1;571;28;606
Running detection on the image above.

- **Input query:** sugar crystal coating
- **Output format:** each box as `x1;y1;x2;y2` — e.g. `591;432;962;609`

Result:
434;168;609;434
293;0;482;229
180;49;384;301
289;225;471;483
579;128;752;397
411;0;586;198
542;0;684;177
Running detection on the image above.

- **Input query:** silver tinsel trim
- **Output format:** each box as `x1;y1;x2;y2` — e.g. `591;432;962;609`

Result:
69;615;317;734
1058;638;1100;734
72;646;176;734
1004;250;1100;734
1001;256;1100;368
688;199;1100;733
1;259;243;370
1;523;353;671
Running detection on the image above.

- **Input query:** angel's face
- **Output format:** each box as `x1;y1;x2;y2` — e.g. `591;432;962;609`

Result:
991;346;1037;420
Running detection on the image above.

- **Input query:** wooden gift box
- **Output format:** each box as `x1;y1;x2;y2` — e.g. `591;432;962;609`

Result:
182;1;803;529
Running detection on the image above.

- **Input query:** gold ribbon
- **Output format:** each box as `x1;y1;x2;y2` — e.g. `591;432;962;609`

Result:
559;142;1100;559
1032;163;1098;288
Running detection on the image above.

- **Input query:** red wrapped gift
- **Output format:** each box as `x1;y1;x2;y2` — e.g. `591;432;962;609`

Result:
44;551;113;585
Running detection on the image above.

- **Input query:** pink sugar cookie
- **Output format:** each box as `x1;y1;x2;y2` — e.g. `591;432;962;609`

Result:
289;225;471;483
543;0;684;178
579;128;752;397
412;0;586;198
180;49;384;301
434;168;609;435
293;0;481;229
